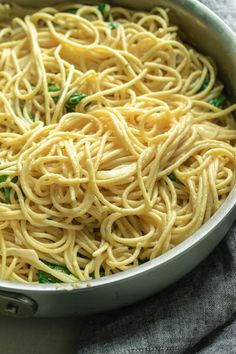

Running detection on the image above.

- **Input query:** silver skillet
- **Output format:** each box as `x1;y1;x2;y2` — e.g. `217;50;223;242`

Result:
0;0;236;317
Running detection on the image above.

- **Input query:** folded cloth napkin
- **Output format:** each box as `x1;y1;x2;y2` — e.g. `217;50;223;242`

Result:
76;1;236;353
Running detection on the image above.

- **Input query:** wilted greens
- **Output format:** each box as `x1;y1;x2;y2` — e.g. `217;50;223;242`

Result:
38;261;71;284
65;93;87;112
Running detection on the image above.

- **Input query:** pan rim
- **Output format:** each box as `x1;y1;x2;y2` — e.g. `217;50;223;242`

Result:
0;0;236;293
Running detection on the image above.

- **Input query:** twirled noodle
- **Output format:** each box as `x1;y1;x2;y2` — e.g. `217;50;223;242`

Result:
0;3;235;283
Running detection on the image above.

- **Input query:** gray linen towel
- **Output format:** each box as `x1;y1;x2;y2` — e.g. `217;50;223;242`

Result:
76;1;236;353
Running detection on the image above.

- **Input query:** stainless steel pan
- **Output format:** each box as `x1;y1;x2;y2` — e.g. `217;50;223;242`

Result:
0;0;236;318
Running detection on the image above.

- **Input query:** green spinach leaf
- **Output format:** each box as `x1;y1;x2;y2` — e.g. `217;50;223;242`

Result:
38;261;71;284
208;94;226;109
169;173;182;184
90;269;106;279
65;93;87;112
0;175;18;203
98;3;109;19
199;78;209;92
66;8;78;14
108;22;118;30
29;115;35;122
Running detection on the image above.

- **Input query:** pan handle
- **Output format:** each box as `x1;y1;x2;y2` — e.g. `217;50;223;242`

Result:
0;290;37;317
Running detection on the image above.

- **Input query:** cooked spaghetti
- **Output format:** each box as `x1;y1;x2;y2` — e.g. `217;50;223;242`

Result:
0;2;235;283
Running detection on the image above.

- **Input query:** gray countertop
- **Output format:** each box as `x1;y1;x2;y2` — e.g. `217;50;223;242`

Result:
0;1;236;354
